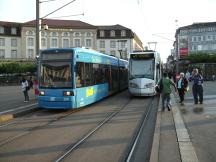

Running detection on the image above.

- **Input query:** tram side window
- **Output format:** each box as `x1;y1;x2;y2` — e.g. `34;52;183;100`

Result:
111;66;119;90
84;63;94;86
76;62;85;88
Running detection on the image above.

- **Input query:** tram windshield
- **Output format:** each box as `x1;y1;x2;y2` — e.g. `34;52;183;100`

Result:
129;59;155;80
39;52;73;88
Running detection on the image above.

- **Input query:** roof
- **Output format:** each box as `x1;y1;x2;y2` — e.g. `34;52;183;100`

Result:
23;19;97;29
0;21;22;27
176;21;216;34
97;24;131;30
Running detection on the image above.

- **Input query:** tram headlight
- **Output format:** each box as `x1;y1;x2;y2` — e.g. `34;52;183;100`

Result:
145;83;154;88
129;82;139;88
39;91;45;96
63;91;74;96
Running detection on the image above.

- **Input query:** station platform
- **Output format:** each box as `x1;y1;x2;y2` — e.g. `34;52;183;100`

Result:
150;81;216;162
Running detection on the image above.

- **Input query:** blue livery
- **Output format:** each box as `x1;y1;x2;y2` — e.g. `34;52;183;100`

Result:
37;48;128;109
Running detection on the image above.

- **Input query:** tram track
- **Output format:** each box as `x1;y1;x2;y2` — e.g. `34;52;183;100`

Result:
0;92;158;162
52;97;157;162
125;97;155;162
0;108;81;147
53;98;133;162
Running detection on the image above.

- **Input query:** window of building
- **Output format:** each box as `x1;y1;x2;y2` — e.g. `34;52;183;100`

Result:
11;38;17;47
27;37;34;46
120;41;126;48
0;38;5;46
11;27;17;35
74;32;81;37
41;38;46;47
198;36;201;41
74;38;81;47
62;38;70;48
207;35;212;40
0;49;5;58
28;49;34;58
197;45;202;51
51;32;58;37
203;35;206;41
86;32;92;37
193;36;197;42
121;30;126;37
110;30;115;37
11;50;17;58
99;40;105;48
100;30;104;37
0;26;4;34
62;32;70;37
51;38;58;47
26;31;34;35
85;39;92;47
110;40;116;48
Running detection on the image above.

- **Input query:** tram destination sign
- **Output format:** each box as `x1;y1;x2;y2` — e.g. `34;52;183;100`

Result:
130;53;154;60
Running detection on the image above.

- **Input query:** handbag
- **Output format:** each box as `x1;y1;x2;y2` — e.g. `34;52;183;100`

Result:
155;79;163;93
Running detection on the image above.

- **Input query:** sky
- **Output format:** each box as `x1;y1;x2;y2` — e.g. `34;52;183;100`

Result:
0;0;216;62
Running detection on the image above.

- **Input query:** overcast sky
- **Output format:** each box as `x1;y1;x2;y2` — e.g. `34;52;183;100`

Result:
0;0;216;62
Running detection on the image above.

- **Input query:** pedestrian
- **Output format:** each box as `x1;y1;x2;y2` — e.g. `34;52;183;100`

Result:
28;76;33;89
185;71;190;80
189;68;204;104
212;74;215;81
159;72;177;111
176;72;188;105
33;79;39;98
21;77;29;102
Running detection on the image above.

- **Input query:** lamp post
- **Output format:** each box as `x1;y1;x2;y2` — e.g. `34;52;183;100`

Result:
36;0;41;58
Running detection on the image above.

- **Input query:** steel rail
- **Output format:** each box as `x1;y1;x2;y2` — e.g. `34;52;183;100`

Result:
125;97;155;162
54;99;132;162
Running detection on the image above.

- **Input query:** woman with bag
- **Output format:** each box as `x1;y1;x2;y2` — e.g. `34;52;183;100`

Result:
176;72;188;106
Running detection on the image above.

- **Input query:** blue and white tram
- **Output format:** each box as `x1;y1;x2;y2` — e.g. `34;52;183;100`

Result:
128;50;162;96
38;48;128;109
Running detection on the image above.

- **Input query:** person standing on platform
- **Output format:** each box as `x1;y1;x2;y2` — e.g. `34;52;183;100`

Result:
189;68;204;104
21;78;29;102
176;72;188;106
160;72;177;111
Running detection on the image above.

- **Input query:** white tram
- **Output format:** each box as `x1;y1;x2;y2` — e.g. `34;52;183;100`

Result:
128;50;162;96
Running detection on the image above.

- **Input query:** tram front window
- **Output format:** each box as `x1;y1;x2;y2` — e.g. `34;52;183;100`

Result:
40;61;72;88
130;59;154;79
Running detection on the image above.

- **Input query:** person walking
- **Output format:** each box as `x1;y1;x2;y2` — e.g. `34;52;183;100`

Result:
189;68;204;104
159;72;177;111
21;78;29;102
176;72;188;105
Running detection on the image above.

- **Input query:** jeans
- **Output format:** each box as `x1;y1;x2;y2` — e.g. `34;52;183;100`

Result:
192;84;203;104
162;93;171;111
23;90;29;101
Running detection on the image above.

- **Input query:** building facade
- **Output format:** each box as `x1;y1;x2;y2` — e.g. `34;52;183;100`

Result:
22;19;97;59
175;22;216;59
97;25;143;60
0;21;22;59
0;19;144;60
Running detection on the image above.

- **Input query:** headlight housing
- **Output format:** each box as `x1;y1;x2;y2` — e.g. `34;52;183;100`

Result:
145;83;154;88
63;91;74;96
129;82;139;88
39;91;45;96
